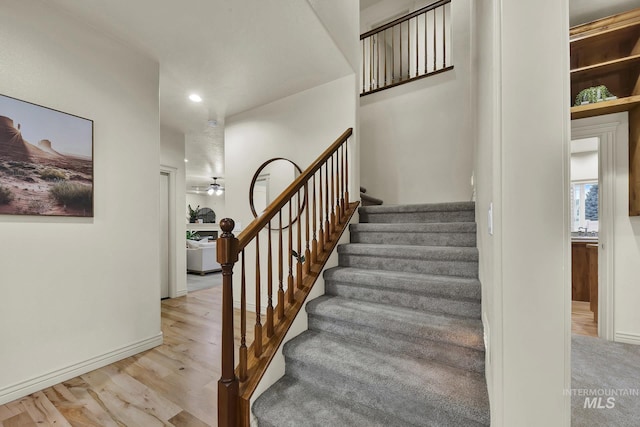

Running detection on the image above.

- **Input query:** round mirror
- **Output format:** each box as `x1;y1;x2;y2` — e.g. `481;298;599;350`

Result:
196;207;216;223
249;157;305;229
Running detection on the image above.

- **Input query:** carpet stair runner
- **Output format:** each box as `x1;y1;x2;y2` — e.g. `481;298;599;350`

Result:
253;202;489;426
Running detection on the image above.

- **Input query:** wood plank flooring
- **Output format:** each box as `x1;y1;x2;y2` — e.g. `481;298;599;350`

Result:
0;286;236;427
572;300;598;337
2;287;598;426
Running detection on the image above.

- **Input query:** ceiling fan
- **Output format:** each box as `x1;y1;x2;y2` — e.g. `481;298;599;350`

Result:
206;177;224;196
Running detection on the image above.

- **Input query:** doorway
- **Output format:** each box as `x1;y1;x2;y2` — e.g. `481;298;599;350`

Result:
571;113;626;341
570;137;599;337
160;171;170;299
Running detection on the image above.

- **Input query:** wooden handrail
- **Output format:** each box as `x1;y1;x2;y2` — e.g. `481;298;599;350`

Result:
236;127;352;249
216;128;359;427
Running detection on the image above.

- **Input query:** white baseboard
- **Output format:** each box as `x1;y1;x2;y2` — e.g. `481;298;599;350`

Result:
0;333;163;405
615;332;640;345
175;288;188;297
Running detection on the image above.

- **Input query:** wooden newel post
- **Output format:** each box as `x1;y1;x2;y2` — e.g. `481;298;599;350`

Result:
217;218;239;427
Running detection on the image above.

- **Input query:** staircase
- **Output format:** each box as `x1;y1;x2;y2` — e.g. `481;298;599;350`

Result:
359;186;383;206
253;202;489;426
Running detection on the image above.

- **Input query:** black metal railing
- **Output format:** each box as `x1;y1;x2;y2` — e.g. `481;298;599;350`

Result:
361;0;453;95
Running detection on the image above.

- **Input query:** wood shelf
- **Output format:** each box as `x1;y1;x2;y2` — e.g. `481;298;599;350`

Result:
571;53;640;79
571;94;640;120
570;19;640;47
570;8;640;215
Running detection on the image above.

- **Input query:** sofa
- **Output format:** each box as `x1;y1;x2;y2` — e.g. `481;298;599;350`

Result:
186;239;222;275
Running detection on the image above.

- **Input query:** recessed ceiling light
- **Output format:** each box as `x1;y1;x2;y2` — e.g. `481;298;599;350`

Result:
184;158;189;163
189;94;202;103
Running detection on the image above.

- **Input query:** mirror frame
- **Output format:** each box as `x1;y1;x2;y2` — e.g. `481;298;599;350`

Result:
249;157;305;230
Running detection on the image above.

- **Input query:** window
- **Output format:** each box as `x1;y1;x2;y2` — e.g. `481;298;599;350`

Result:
571;181;598;232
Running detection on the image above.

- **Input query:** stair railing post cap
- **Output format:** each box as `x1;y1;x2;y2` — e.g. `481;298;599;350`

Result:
220;218;235;236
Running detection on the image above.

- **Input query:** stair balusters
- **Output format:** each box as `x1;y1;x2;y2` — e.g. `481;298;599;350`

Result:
216;129;359;427
361;0;453;95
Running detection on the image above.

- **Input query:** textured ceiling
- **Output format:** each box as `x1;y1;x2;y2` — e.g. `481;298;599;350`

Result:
49;0;353;188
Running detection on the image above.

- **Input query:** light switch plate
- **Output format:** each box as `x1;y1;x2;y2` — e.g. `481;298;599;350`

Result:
488;202;493;235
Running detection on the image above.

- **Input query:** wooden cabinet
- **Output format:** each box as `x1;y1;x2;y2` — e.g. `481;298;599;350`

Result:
570;8;640;215
587;244;599;323
571;240;599;317
570;8;640;119
572;241;591;301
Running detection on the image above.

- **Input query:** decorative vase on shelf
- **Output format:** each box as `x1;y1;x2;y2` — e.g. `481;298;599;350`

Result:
575;85;616;106
187;204;200;224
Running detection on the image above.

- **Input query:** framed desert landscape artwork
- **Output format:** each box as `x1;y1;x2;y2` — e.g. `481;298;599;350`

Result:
0;94;93;217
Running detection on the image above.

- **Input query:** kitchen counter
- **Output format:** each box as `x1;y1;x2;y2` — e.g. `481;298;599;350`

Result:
571;236;598;243
571;237;598;243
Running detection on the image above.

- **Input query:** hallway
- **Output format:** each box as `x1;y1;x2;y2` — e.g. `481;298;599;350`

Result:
572;300;597;337
0;288;226;426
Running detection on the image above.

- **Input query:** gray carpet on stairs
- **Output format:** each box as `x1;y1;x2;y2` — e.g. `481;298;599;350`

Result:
253;202;489;426
350;222;477;247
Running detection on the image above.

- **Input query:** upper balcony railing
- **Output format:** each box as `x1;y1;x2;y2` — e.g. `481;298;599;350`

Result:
361;0;453;96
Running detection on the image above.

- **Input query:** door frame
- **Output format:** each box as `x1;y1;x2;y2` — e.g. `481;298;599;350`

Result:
571;114;623;340
160;165;178;298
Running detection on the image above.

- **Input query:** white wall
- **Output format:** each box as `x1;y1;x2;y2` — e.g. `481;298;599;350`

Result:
225;75;358;236
474;0;571;425
473;0;500;422
360;0;415;33
609;113;640;344
0;1;161;403
186;192;226;223
307;0;360;72
570;151;598;181
359;0;474;204
160;126;187;297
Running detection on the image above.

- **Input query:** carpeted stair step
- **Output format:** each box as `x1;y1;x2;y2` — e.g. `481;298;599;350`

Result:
253;376;399;427
325;266;480;303
282;330;490;426
306;295;485;373
361;192;384;206
350;222;476;247
338;243;478;278
324;267;481;318
359;201;475;224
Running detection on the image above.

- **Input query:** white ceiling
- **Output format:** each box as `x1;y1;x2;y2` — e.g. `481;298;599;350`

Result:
47;0;638;188
48;0;352;188
570;0;639;26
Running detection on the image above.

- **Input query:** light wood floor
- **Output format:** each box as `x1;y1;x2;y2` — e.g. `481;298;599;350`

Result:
0;287;232;427
572;300;598;337
0;291;601;426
